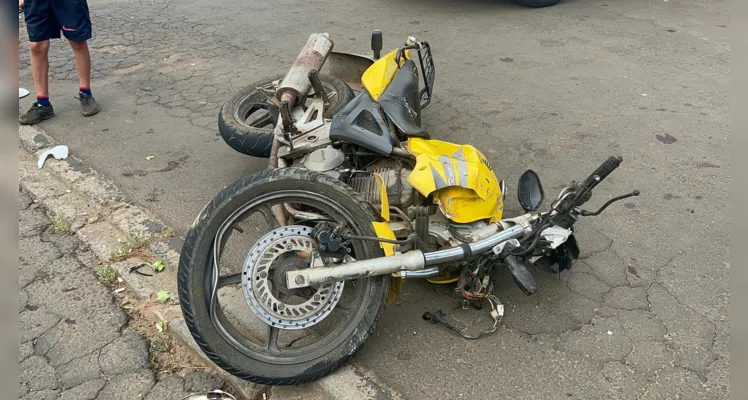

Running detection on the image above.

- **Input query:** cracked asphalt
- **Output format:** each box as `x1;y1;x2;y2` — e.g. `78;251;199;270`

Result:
19;0;729;398
19;188;226;399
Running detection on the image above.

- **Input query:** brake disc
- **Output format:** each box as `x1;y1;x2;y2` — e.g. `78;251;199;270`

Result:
242;225;345;330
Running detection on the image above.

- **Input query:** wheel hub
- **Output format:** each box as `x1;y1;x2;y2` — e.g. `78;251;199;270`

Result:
242;225;344;330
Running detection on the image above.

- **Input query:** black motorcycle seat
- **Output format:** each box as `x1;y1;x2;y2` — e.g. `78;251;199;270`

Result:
379;60;430;139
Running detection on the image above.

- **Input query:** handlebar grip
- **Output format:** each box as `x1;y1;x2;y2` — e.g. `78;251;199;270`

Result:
578;155;623;192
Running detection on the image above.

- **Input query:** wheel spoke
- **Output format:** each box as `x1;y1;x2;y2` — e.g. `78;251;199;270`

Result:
249;112;274;128
217;273;241;287
257;205;283;229
201;187;375;358
266;326;280;352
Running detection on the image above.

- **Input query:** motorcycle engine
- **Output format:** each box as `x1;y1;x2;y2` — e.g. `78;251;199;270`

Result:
300;147;346;179
347;159;416;209
286;144;416;209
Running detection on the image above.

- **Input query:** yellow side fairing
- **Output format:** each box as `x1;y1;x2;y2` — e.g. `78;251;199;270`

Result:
370;173;403;305
406;138;503;223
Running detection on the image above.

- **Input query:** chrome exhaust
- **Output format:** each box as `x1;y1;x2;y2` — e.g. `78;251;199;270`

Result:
276;33;334;107
286;225;526;289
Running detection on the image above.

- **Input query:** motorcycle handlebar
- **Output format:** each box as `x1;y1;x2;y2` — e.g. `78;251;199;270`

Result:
577;155;622;193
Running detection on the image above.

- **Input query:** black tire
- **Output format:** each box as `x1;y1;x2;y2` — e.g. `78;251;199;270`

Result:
514;0;561;7
178;167;390;385
218;74;355;158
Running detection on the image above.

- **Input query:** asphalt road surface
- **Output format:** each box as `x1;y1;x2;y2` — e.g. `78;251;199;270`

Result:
19;0;729;398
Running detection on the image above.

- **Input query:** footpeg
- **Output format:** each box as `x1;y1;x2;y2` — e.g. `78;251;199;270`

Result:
504;255;537;295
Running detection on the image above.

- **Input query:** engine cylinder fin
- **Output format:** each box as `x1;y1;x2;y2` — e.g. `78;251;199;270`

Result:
348;159;415;209
349;172;381;204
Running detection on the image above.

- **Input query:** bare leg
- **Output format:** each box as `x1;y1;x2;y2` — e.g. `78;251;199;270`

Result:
29;40;49;97
69;39;99;115
68;39;90;89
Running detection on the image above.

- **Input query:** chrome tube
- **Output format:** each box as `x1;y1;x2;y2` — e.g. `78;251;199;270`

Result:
287;251;426;289
286;225;527;287
399;267;440;279
424;247;463;265
424;225;526;266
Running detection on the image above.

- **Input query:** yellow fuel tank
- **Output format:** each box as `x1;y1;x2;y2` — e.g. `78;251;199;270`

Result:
405;138;503;223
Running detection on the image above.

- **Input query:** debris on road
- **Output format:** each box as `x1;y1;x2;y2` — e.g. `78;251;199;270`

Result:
37;145;68;169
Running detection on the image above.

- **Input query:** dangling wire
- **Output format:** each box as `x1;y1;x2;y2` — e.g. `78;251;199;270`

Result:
423;294;504;340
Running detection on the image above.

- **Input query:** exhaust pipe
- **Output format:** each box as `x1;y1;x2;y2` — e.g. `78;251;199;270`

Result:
286;225;526;289
276;33;335;107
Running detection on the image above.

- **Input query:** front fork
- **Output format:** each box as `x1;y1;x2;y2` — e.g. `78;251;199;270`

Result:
286;225;528;290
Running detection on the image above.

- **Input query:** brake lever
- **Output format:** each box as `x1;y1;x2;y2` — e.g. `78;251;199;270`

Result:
579;190;640;217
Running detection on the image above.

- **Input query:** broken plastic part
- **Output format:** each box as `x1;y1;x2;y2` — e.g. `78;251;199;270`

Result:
37;145;69;169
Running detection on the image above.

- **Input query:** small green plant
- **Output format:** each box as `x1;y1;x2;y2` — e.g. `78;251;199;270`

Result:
152;260;165;273
96;265;117;285
109;237;150;261
156;289;170;304
155;320;166;333
155;228;175;239
49;216;70;234
148;338;168;364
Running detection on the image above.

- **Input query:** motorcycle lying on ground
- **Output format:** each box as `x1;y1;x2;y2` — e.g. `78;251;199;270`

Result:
178;31;639;385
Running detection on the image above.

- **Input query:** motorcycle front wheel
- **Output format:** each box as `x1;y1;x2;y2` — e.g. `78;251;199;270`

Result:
178;168;390;385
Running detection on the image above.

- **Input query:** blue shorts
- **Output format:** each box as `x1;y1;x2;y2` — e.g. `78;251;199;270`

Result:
23;0;92;42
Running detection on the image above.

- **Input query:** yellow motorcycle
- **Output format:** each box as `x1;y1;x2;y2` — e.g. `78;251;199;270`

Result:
179;31;639;385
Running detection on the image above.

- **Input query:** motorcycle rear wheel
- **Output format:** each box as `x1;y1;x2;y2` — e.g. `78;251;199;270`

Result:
218;74;355;158
178;167;390;385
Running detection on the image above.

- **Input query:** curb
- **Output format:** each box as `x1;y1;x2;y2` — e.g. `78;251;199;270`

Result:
18;125;401;400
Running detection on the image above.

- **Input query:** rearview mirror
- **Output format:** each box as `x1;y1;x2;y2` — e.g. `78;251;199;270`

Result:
517;170;544;212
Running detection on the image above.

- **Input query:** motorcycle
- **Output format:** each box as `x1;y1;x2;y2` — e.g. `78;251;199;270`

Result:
178;31;639;385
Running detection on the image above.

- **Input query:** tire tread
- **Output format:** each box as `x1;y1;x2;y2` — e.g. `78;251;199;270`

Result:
178;168;387;385
218;76;355;158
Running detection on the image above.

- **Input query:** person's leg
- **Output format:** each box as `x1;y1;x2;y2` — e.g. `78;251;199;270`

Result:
29;40;49;100
19;0;58;125
68;40;90;91
56;0;99;116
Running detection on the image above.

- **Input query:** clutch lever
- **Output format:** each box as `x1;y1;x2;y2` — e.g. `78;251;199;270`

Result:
579;190;640;217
